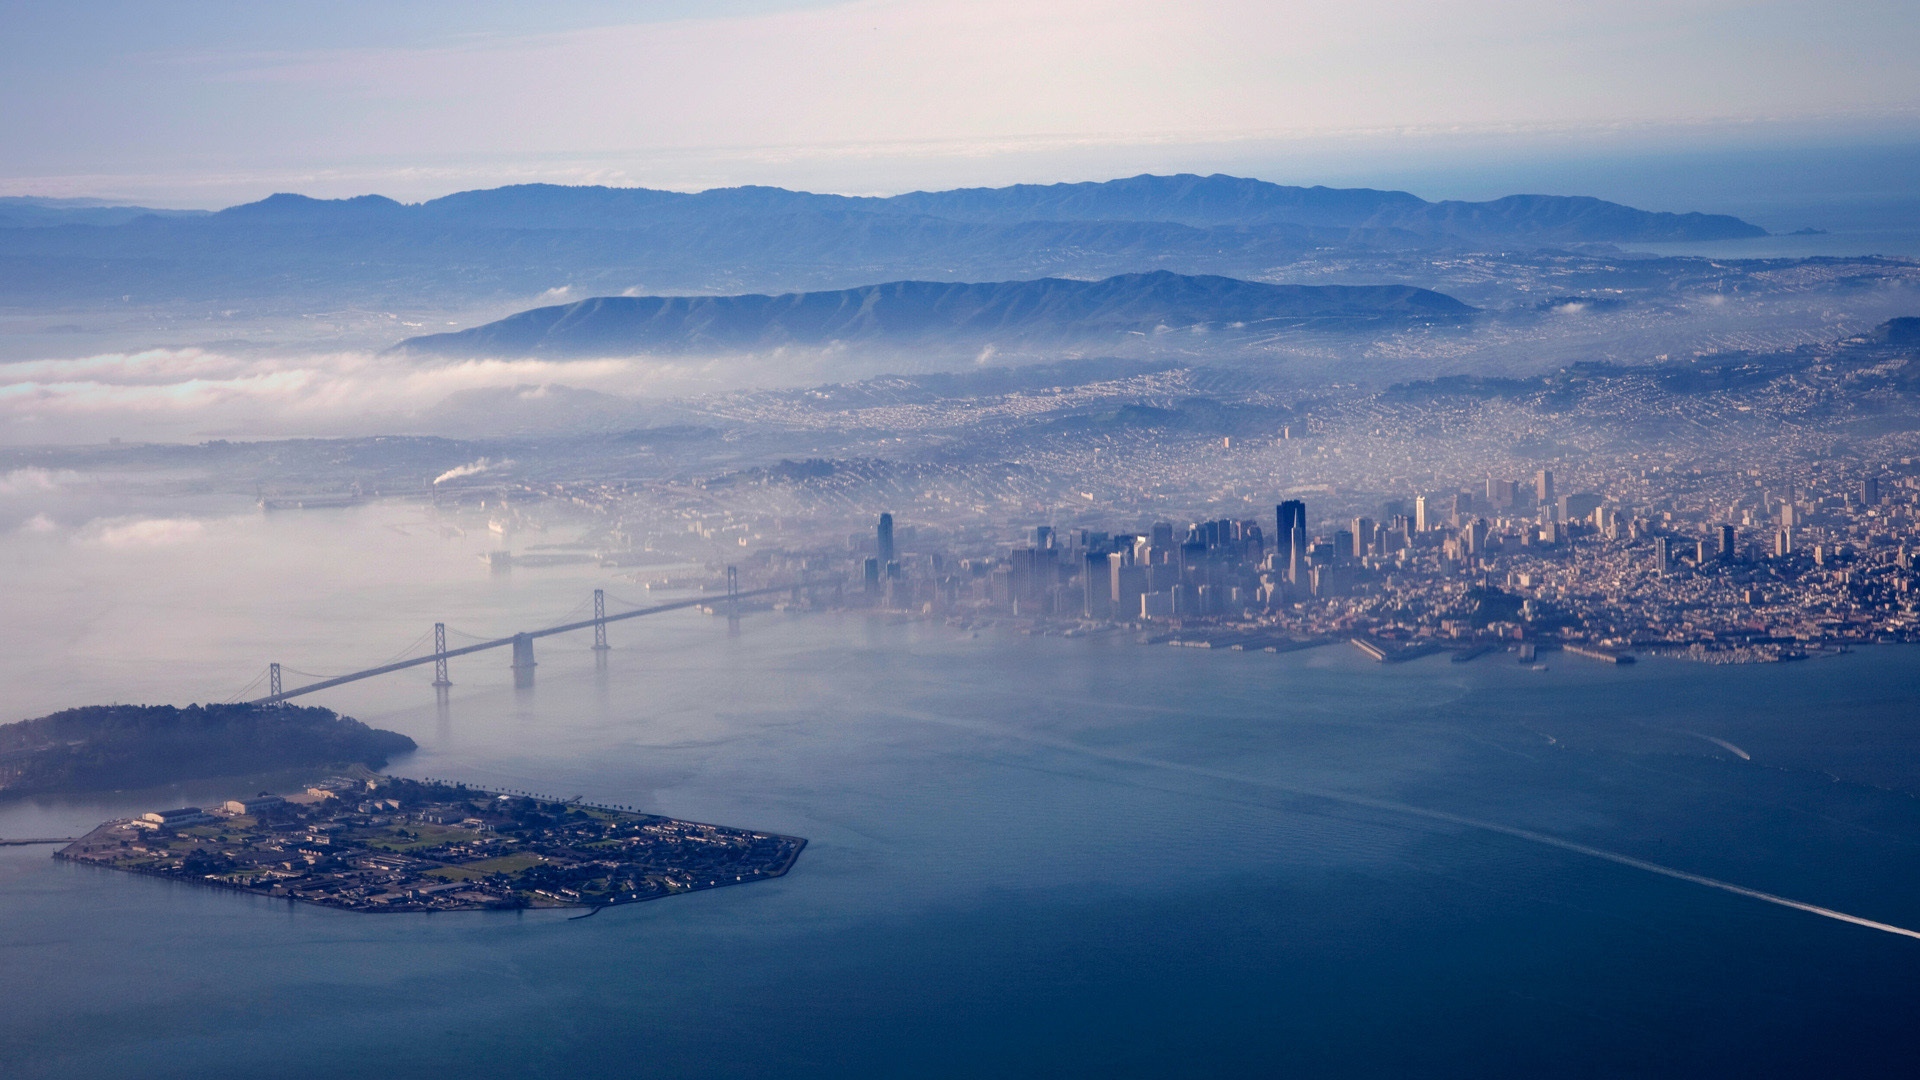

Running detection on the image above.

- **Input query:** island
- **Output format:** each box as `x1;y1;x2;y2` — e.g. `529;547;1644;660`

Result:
55;775;805;913
0;703;415;797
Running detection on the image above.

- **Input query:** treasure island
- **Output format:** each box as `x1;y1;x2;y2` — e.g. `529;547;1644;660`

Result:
57;774;805;912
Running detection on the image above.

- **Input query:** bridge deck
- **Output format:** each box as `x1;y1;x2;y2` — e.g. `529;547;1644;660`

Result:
251;583;797;704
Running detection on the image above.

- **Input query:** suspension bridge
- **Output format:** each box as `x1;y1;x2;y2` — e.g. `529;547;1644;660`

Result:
246;568;810;705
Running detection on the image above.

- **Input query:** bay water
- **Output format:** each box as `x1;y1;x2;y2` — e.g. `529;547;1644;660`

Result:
3;501;1919;1077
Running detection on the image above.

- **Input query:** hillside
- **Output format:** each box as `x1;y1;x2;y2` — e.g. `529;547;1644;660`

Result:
869;174;1763;241
0;703;416;797
395;271;1475;357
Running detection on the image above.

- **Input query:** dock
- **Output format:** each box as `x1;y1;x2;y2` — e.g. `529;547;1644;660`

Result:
1564;644;1636;665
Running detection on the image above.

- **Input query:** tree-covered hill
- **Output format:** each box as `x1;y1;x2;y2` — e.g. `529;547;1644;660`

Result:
0;703;415;797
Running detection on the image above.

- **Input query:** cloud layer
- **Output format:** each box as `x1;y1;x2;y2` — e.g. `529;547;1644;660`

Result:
90;517;206;547
0;347;704;443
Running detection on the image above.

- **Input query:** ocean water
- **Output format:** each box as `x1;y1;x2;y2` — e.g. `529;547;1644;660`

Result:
1365;139;1920;258
3;501;1920;1077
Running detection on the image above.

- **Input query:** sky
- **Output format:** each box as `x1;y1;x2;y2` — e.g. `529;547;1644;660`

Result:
2;0;1917;207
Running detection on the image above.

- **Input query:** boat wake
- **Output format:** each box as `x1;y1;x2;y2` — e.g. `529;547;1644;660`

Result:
894;709;1920;944
1677;729;1754;760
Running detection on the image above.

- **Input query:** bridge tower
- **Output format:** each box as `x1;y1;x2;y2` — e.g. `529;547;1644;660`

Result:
726;566;740;615
269;662;282;701
592;589;609;651
511;632;536;690
432;622;452;687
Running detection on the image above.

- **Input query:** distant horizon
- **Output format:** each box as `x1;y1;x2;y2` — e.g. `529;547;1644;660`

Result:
5;1;1915;211
1;164;1797;212
8;136;1920;234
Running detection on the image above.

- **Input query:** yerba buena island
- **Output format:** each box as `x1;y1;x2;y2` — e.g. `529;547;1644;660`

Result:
56;773;804;913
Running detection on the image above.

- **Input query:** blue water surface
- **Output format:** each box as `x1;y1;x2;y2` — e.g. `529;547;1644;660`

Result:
4;609;1920;1079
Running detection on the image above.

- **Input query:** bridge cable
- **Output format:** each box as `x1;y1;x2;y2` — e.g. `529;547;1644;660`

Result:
559;596;593;620
222;667;271;704
278;629;437;686
376;627;435;666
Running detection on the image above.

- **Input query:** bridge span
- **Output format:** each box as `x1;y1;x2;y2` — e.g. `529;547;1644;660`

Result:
251;574;806;705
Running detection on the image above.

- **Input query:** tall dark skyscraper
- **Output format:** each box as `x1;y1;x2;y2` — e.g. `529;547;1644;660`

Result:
877;512;895;565
1082;551;1109;618
1276;500;1307;582
1276;501;1306;545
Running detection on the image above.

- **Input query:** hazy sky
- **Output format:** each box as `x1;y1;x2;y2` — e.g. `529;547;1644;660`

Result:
3;0;1917;205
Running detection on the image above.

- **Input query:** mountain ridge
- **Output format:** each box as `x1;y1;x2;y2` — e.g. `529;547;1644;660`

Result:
395;270;1475;358
0;173;1764;313
211;172;1762;243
